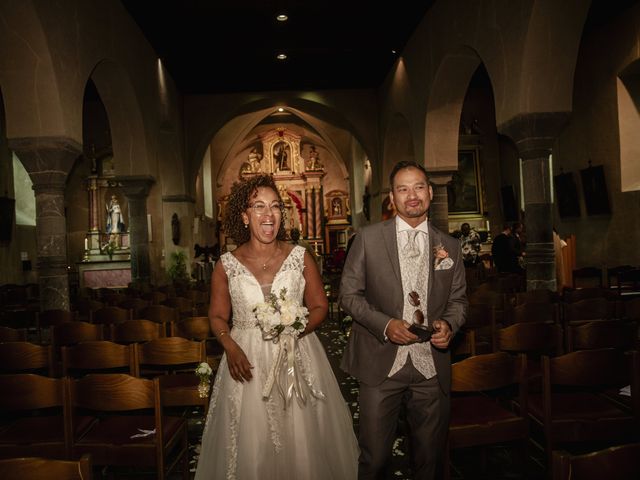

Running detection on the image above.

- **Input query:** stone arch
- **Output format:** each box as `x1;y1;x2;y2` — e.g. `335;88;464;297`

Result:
617;59;640;192
88;59;150;175
424;46;490;172
382;112;414;187
0;1;69;139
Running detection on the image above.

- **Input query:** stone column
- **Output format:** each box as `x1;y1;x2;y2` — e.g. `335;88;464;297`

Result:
116;175;155;288
499;112;569;291
429;172;453;234
8;137;82;311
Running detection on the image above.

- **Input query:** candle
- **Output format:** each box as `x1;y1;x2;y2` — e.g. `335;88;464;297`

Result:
84;238;88;250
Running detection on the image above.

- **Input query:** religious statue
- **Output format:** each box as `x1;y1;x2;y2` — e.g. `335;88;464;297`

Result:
332;198;342;216
106;195;126;234
274;141;290;171
306;145;323;171
240;147;263;175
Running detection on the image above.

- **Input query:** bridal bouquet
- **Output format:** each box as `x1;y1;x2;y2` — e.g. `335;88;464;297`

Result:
253;287;309;343
253;288;323;408
195;361;213;398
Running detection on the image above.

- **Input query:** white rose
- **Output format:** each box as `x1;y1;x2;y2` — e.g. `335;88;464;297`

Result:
279;301;298;326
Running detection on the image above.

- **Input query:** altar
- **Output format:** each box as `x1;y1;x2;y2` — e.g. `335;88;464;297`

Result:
77;259;131;290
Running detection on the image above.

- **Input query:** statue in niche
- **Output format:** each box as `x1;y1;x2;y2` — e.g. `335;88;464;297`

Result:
274;141;290;171
106;195;126;234
332;198;342;216
306;145;323;171
240;147;263;175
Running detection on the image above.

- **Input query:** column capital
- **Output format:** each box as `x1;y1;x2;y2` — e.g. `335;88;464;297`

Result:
8;136;82;187
428;170;456;186
498;112;570;159
115;175;155;199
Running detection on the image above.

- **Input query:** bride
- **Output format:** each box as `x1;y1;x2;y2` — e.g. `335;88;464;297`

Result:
195;175;358;480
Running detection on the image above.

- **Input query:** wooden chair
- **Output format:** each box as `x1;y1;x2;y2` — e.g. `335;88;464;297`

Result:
136;337;208;409
563;297;616;326
140;305;179;336
563;287;617;303
0;342;54;376
51;321;104;351
552;442;640;480
621;297;640;321
528;348;640;468
37;309;75;343
0;325;27;342
0;374;89;459
66;374;189;480
72;299;103;322
118;297;150;318
451;303;494;358
163;297;195;317
607;265;634;289
514;289;556;305
572;266;603;289
170;316;211;340
445;352;529;480
0;454;93;480
61;340;136;376
90;306;132;325
141;291;168;305
618;268;640;295
566;319;638;352
100;291;128;306
506;301;558;325
110;319;164;344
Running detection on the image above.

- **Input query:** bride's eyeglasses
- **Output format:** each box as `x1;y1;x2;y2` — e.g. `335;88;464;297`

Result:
249;201;283;216
408;291;425;324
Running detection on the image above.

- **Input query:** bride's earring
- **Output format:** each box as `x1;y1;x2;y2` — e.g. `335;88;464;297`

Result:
244;223;248;229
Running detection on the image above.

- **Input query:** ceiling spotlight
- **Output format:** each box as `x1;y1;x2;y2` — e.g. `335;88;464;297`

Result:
276;53;287;60
277;107;285;112
391;49;397;54
276;13;288;22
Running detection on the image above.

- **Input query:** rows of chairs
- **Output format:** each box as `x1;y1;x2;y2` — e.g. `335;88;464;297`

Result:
0;373;189;479
446;278;640;478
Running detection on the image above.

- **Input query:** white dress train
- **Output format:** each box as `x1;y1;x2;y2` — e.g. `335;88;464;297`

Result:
195;246;358;480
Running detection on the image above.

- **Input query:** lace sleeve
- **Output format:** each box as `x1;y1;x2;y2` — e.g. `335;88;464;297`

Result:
220;252;243;279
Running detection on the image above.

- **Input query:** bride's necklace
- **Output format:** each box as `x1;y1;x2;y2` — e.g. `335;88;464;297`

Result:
254;244;280;271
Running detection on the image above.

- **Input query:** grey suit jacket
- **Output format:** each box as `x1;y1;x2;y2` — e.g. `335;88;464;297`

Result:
338;219;467;391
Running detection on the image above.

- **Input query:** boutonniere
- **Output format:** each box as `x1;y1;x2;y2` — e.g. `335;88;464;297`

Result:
433;244;454;270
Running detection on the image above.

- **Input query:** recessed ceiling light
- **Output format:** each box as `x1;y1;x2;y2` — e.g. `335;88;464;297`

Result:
277;107;285;112
276;14;288;22
276;53;287;60
391;49;397;54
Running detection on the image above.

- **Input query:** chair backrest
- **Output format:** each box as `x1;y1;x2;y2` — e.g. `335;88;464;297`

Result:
68;373;157;411
543;348;633;388
563;297;615;323
515;289;556;305
607;264;635;288
508;301;557;324
621;297;640;321
451;351;527;392
0;325;27;341
618;268;640;293
38;309;76;328
141;291;168;305
72;299;104;321
140;305;179;324
0;342;54;376
110;319;165;344
170;316;211;340
90;306;132;325
52;321;104;354
496;322;563;356
563;287;616;303
552;443;640;480
162;297;194;315
0;373;65;411
566;320;637;352
61;340;136;376
117;297;150;317
572;266;603;289
0;454;92;480
136;337;206;376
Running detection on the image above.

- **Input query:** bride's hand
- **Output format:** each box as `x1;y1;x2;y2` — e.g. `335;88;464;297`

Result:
225;343;254;383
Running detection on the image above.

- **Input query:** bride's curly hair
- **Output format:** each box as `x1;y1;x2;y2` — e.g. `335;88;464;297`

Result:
223;174;288;245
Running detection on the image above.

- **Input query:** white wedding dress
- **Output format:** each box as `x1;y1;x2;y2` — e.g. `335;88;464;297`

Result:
195;246;358;480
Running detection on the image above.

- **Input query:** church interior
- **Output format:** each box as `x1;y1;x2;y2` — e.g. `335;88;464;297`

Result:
1;0;640;478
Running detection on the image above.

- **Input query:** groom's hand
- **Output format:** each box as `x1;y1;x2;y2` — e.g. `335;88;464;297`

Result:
430;319;453;349
386;318;419;345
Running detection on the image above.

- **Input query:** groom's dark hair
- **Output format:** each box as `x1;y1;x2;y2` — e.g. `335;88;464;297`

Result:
389;161;430;188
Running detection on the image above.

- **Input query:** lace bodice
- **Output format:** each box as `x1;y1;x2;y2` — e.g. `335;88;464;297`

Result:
220;246;307;329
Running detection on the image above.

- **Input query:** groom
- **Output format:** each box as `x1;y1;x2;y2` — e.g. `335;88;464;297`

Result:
339;160;467;479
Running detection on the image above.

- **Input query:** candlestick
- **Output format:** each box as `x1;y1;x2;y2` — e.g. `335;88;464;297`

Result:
84;238;88;250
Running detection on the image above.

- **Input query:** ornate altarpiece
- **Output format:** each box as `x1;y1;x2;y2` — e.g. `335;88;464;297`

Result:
219;128;350;255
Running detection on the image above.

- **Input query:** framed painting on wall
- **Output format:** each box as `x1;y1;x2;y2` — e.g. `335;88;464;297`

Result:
448;148;483;215
580;164;611;215
554;171;581;217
